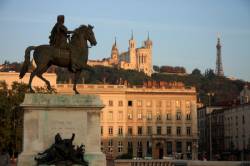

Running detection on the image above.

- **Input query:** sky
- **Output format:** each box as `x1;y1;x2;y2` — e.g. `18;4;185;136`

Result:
0;0;249;81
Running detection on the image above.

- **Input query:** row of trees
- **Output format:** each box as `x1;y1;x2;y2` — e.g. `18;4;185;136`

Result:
152;68;246;105
56;66;150;86
153;65;186;74
55;65;247;106
0;61;22;72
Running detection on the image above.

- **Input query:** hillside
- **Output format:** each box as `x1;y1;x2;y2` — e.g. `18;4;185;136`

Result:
55;66;248;106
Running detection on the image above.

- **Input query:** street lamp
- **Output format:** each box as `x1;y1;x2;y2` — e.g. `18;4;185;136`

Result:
207;92;214;160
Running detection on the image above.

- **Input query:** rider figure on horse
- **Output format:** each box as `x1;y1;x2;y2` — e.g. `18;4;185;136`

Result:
49;15;72;49
49;15;78;72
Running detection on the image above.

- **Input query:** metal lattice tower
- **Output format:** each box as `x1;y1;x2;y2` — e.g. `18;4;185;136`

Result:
215;37;224;76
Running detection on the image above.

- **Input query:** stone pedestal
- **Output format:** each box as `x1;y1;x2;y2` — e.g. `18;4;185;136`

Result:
18;94;106;166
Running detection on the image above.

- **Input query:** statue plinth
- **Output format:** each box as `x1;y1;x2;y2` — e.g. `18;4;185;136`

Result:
18;94;106;166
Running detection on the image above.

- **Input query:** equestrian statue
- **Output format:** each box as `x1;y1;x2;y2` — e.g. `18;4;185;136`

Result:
19;15;97;94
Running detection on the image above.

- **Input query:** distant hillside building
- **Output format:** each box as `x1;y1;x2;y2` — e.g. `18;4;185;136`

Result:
88;33;153;76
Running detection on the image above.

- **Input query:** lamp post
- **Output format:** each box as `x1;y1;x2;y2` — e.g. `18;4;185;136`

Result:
207;92;214;160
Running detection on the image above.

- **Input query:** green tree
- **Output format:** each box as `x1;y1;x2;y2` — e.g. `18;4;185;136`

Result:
0;81;29;154
153;65;160;72
204;69;215;80
191;68;202;76
0;80;58;155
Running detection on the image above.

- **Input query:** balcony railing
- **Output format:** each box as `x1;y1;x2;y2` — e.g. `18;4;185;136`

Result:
115;159;173;166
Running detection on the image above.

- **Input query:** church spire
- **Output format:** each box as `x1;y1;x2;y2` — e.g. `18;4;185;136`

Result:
144;31;152;49
131;30;134;40
112;36;118;51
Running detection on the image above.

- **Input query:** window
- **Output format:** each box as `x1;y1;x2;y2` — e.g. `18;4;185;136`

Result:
108;139;113;146
176;112;181;120
128;126;133;136
166;111;172;120
128;141;133;155
186;111;191;120
128;100;133;107
146;101;152;107
187;127;191;136
157;126;161;135
167;126;172;135
118;100;123;107
108;111;113;121
118;141;123;153
138;126;143;135
137;100;142;107
128;110;133;120
108;126;113;135
118;111;123;121
156;110;162;121
176;141;182;153
167;142;172;155
137;141;143;158
137;110;142;120
147;141;152;156
108;100;113;106
177;127;181;136
101;126;103;136
147;126;152;135
186;142;192;153
101;141;104;152
147;111;152;120
108;139;113;152
118;126;123;136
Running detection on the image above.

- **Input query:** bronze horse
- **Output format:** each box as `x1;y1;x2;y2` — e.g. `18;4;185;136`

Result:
19;24;97;94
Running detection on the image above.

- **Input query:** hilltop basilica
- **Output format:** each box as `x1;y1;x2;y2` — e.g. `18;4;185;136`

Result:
87;33;153;76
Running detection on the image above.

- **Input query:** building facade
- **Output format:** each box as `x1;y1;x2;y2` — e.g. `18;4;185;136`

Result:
197;106;224;159
57;83;198;160
224;103;250;160
198;102;250;160
88;34;153;76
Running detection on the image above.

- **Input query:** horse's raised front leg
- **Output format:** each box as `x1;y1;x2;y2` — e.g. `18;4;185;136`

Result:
73;70;81;95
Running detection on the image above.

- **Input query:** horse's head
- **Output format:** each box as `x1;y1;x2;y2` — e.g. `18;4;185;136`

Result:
83;24;97;46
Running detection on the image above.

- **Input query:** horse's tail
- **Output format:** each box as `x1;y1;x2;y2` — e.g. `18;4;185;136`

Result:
19;46;36;79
